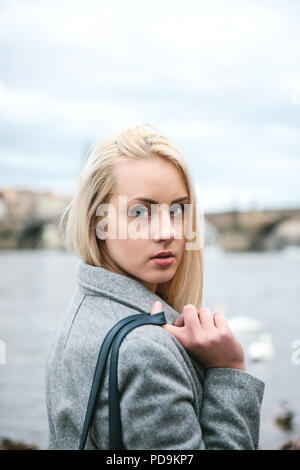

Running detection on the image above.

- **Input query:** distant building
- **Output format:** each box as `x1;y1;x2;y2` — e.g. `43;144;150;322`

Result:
0;192;8;221
0;186;70;220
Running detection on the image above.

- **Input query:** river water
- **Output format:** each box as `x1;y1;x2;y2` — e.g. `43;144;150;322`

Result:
0;248;299;450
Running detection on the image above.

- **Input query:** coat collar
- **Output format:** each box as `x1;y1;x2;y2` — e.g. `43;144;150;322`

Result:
76;261;180;324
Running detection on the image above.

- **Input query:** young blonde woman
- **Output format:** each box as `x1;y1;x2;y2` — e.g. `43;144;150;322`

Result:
45;124;265;450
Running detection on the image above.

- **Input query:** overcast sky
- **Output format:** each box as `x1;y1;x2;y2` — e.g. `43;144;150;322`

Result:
0;0;300;212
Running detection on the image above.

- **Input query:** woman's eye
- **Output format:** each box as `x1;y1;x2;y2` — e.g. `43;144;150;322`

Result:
128;206;148;217
170;204;184;216
128;203;185;218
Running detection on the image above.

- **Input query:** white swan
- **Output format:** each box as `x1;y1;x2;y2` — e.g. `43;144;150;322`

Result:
247;334;275;362
281;246;300;258
227;315;264;335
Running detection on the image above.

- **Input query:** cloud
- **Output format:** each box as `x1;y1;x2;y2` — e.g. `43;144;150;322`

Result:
0;84;143;134
1;0;300;209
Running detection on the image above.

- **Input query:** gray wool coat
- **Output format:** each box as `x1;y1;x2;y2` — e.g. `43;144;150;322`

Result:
45;261;265;450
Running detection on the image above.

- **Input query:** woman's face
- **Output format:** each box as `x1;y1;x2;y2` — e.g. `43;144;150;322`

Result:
98;156;189;293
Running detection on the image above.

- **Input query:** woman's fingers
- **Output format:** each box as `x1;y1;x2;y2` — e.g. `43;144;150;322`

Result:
198;308;215;330
153;302;245;369
173;314;184;327
213;310;230;331
154;301;223;343
182;305;202;337
161;304;202;345
151;301;182;338
173;307;224;331
174;307;215;329
161;322;182;338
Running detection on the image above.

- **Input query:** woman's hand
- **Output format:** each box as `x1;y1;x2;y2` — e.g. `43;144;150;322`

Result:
151;301;246;371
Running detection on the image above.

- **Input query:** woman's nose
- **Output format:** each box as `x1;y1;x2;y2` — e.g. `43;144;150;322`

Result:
151;208;176;240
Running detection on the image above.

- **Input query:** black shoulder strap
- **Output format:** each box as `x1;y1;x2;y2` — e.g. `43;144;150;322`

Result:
108;312;167;449
79;311;166;450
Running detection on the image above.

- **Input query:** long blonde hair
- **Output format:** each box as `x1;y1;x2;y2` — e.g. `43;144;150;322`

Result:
59;124;204;313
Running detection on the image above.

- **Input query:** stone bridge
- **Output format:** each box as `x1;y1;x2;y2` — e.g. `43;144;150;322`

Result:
205;208;300;251
1;208;300;252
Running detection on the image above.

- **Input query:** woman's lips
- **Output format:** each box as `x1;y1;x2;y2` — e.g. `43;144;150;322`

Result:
151;256;175;266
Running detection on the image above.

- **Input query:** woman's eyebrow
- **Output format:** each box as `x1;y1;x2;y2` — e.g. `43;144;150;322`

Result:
128;196;190;204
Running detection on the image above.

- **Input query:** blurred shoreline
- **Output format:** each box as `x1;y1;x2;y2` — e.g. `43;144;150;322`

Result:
1;186;300;252
1;249;300;450
1;436;300;450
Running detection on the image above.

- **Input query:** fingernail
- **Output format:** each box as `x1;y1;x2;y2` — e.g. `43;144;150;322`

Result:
184;304;193;310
